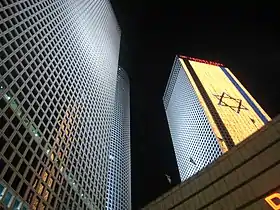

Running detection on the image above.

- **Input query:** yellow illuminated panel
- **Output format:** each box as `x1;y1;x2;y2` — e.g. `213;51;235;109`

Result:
31;197;39;210
188;60;268;145
179;58;228;152
223;68;271;121
265;192;280;209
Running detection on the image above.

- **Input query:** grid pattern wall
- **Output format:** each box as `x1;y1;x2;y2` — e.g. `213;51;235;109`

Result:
106;67;131;210
0;0;120;210
163;56;181;110
165;62;222;181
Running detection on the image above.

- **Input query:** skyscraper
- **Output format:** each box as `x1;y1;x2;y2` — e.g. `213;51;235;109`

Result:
1;0;120;209
106;67;131;210
163;55;271;181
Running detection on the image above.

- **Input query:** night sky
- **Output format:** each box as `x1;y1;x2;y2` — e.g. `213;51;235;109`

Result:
110;1;280;209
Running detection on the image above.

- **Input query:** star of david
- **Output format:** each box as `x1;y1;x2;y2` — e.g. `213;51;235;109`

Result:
213;92;248;113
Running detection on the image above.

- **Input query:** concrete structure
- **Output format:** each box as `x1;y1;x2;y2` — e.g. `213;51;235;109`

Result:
163;55;271;181
1;0;120;209
144;115;280;210
106;67;131;210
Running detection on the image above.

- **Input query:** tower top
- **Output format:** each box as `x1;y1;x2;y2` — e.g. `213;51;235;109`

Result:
179;55;225;67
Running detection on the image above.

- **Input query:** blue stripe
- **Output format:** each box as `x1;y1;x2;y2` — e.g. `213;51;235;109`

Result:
219;67;268;124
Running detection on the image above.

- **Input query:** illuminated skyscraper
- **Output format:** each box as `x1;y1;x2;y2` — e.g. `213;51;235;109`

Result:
1;0;120;209
163;55;271;181
106;67;131;210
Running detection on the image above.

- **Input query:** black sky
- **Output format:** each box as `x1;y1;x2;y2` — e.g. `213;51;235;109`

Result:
110;1;280;209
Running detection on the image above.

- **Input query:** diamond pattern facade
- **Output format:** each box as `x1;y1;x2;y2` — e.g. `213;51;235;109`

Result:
106;67;131;210
1;0;120;209
164;59;222;181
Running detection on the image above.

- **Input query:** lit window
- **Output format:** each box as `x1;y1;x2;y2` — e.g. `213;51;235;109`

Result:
30;125;40;137
56;158;61;166
31;197;40;210
0;82;6;91
16;108;23;117
23;117;30;127
21;205;28;210
10;100;19;111
51;153;55;161
4;92;12;101
43;190;50;201
42;171;49;182
3;191;14;207
12;198;22;210
37;183;44;195
109;155;114;161
40;203;46;210
47;177;53;188
0;183;6;199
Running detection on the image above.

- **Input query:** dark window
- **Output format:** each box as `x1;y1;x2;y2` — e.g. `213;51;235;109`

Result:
11;133;21;147
3;167;13;182
54;182;59;194
25;133;32;143
0;158;7;174
26;190;34;204
4;145;13;160
19;182;28;197
31;157;39;169
50;196;56;207
11;153;20;168
12;175;21;190
19;161;27;175
25;169;33;182
36;147;43;158
18;125;26;136
25;150;33;162
4;125;14;138
31;140;37;150
5;107;13;119
0;136;7;152
18;141;27;155
12;116;20;128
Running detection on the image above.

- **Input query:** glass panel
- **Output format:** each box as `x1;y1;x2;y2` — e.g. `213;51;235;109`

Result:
0;183;6;199
23;117;30;127
47;177;53;188
4;92;12;101
46;147;51;155
31;197;40;210
42;171;49;182
16;108;23;117
21;205;28;210
12;198;22;210
0;82;6;91
3;191;14;207
10;100;19;111
30;125;41;137
43;190;50;201
37;183;44;195
50;153;55;161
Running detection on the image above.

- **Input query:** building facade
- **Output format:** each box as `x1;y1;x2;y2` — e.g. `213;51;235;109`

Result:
163;56;271;181
1;0;120;209
143;115;280;210
106;67;131;210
